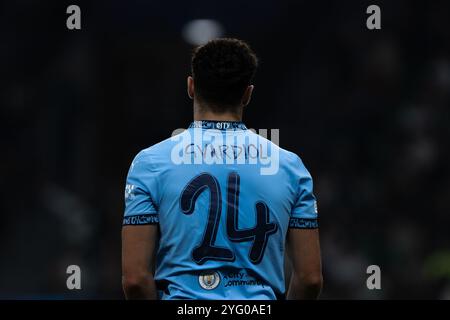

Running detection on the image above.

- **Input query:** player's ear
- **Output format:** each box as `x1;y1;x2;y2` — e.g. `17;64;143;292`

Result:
242;85;254;106
187;76;195;100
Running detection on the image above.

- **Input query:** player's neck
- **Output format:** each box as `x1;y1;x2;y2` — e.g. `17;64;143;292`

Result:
193;104;243;122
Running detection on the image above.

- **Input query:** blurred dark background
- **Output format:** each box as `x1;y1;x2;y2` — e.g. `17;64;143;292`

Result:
1;0;449;299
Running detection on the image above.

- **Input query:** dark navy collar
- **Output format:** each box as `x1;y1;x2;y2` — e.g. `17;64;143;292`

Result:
189;120;247;131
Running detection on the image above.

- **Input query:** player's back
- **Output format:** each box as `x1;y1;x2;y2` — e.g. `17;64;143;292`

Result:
123;120;318;299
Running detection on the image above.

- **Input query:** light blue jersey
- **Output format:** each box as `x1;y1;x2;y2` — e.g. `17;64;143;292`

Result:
123;120;318;300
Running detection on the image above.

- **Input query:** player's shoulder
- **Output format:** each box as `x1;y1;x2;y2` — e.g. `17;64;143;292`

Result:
248;130;311;179
131;131;185;165
247;129;306;168
281;148;306;168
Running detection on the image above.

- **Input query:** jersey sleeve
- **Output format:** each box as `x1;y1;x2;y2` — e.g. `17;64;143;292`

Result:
289;155;319;229
123;150;159;226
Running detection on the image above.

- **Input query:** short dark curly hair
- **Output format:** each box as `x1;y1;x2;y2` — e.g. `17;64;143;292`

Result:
191;38;258;111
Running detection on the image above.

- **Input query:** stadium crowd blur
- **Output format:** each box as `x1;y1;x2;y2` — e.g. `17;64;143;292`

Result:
1;0;449;299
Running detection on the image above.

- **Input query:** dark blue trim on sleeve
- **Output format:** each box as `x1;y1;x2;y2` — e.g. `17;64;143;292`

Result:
289;217;318;229
123;213;159;226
